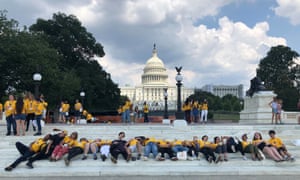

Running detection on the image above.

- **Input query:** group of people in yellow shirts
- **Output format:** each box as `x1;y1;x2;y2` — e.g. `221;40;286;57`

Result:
0;92;48;136
4;128;294;171
118;100;149;123
182;99;209;124
58;99;94;124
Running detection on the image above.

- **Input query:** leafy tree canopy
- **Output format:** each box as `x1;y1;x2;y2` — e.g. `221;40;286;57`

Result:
257;45;300;110
0;11;120;112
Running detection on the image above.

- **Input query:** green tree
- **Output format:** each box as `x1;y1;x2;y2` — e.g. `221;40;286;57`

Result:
257;45;300;110
30;12;120;111
0;11;63;108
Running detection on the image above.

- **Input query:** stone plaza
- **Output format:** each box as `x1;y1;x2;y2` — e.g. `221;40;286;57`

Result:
1;121;300;180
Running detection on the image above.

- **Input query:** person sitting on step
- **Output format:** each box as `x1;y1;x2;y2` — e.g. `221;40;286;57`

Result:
252;132;284;162
268;130;295;161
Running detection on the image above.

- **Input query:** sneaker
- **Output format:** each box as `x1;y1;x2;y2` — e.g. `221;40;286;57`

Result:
171;157;178;161
231;145;236;153
142;156;148;161
197;154;201;160
82;155;87;160
137;154;141;160
4;166;13;171
208;156;213;163
64;158;70;166
6;132;11;136
127;154;132;162
26;162;33;169
93;155;97;160
242;156;248;160
290;156;295;162
33;132;42;136
101;154;107;162
215;156;221;164
111;156;117;164
187;156;194;161
155;153;161;161
158;157;165;161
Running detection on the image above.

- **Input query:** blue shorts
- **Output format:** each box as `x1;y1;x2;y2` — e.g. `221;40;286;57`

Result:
15;114;26;120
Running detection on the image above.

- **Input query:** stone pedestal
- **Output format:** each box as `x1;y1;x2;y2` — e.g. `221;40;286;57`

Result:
162;119;170;124
239;91;276;124
173;119;188;128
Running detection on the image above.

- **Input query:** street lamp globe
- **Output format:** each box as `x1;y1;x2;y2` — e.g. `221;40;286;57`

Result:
33;73;42;81
80;91;85;97
175;73;183;82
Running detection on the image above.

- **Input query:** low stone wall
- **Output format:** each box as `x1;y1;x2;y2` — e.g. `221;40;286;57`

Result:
94;115;176;123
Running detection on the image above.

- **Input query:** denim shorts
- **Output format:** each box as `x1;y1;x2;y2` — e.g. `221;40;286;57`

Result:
15;114;26;120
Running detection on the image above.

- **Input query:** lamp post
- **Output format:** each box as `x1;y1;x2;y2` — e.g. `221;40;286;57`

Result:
163;88;168;119
175;66;184;119
80;91;85;109
33;72;42;99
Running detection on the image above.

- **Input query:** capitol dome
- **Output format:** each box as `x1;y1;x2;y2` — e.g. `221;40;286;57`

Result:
142;45;168;85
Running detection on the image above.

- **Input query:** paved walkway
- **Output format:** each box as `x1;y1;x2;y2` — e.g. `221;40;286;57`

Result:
0;122;300;180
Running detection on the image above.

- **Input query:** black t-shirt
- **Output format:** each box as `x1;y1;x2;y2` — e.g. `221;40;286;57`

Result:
49;134;65;148
110;139;127;151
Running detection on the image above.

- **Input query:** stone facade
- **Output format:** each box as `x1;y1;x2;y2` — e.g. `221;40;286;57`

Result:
120;46;194;110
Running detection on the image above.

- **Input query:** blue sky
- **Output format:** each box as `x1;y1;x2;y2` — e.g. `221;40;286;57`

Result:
1;0;300;92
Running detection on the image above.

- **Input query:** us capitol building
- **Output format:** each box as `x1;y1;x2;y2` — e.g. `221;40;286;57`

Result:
120;46;194;110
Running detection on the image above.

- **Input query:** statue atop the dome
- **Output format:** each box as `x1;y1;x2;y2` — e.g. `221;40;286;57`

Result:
246;76;266;97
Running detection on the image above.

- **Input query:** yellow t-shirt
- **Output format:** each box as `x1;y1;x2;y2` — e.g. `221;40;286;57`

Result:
86;114;92;120
268;137;283;148
63;136;76;147
197;140;205;148
25;100;35;114
31;138;47;152
62;103;70;113
97;139;112;146
157;139;171;148
241;140;250;150
35;102;44;115
74;102;82;111
201;103;208;110
209;143;218;150
172;140;183;146
144;137;156;145
182;104;191;111
0;103;3;112
129;139;138;146
143;105;149;113
42;101;48;110
4;100;16;116
124;101;131;111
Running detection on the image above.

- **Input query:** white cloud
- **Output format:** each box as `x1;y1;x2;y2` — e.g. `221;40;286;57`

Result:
274;0;300;25
0;0;289;91
175;16;286;87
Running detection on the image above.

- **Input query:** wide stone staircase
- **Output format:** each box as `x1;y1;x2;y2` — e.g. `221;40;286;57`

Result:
1;122;300;180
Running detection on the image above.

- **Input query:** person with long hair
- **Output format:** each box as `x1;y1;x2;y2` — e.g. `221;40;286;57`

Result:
252;132;284;162
15;96;27;136
25;93;36;132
